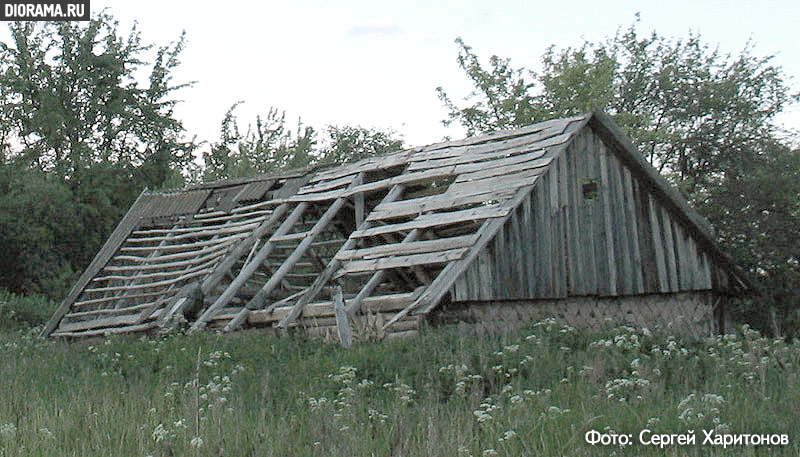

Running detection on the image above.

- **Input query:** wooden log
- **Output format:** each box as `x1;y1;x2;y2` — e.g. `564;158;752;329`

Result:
72;290;170;308
51;322;157;338
57;308;163;333
333;286;352;348
190;209;271;224
65;301;158;319
112;239;237;264
92;256;220;284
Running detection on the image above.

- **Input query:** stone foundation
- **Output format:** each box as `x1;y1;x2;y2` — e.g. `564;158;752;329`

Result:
429;292;721;339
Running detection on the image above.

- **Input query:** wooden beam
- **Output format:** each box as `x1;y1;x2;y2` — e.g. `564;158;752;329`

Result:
223;194;348;332
188;202;307;332
344;229;419;317
333;286;352;348
42;189;150;337
382;184;536;330
276;184;406;328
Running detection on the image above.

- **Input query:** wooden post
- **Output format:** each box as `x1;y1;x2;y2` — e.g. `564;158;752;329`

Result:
333;286;352;348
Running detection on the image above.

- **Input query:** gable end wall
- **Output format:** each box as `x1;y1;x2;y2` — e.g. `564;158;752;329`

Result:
450;126;738;302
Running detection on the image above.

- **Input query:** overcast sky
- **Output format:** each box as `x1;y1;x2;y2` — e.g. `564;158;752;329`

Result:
58;1;800;149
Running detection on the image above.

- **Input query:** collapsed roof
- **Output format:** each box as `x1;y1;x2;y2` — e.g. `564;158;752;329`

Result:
42;112;752;338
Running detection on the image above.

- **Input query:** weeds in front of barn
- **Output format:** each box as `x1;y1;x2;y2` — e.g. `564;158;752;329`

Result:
1;295;798;456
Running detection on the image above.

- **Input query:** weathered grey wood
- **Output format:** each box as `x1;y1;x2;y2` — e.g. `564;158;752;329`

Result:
622;165;644;294
93;257;220;284
598;142;618;295
57;308;163;333
190;209;271;224
269;231;312;242
309;152;412;183
65;301;160;319
343;234;419;316
410;120;580;162
127;222;261;244
332;286;353;348
409;146;548;173
130;217;262;237
51;321;157;338
72;290;170;308
337;247;467;277
224;196;349;332
118;233;249;253
660;206;679;292
298;173;357;195
189;202;308;332
611;155;633;295
383;184;535;329
648;195;669;292
367;187;515;222
113;239;238;264
102;250;227;273
335;234;475;261
196;202;289;296
455;155;553;184
276;185;407;328
446;168;545;195
352;205;510;239
43;189;151;337
83;268;212;294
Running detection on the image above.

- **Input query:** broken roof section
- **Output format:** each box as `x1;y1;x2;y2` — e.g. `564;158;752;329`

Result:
42;112;751;338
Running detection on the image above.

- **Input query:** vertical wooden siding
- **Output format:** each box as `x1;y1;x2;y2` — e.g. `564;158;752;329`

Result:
451;127;731;301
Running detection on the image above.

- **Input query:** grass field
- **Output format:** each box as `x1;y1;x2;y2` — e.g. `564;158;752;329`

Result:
1;292;798;456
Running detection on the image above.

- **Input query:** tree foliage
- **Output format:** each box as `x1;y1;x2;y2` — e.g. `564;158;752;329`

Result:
0;14;195;296
203;104;403;180
438;23;800;336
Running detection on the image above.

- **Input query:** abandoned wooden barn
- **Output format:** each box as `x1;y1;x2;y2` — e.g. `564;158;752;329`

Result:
42;111;752;341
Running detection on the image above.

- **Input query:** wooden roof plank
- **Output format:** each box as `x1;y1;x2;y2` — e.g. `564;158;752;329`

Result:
352;205;510;239
335;234;477;261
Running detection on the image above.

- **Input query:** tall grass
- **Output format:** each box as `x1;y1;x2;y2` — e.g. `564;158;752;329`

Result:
0;294;798;456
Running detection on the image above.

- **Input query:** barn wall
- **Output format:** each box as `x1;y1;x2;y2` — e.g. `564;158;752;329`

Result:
451;127;737;301
431;292;718;339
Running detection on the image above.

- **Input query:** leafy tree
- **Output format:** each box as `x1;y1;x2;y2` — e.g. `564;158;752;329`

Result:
202;104;316;181
204;104;403;179
0;15;195;186
438;24;800;336
318;124;404;166
0;14;196;296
